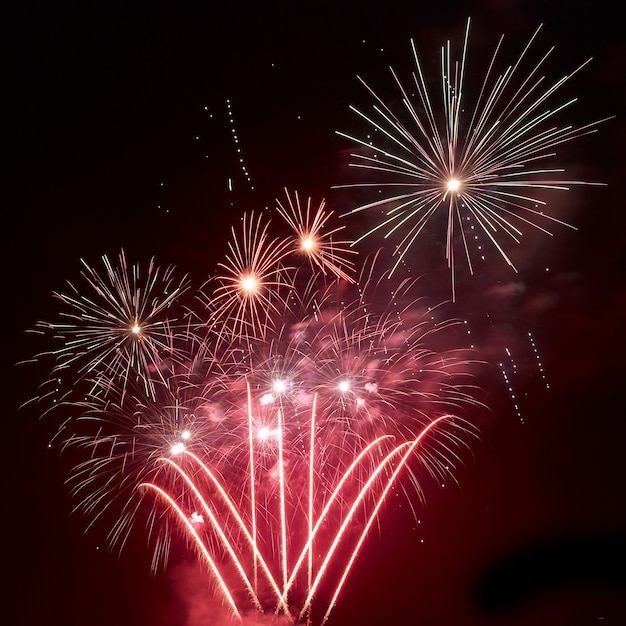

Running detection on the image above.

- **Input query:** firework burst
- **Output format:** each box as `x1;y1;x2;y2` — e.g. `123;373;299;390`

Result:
336;18;610;298
29;194;483;624
200;211;294;345
30;250;191;403
275;187;358;283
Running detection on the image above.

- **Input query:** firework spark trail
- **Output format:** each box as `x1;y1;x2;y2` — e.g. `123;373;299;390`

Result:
140;482;243;620
139;397;468;624
308;393;317;601
282;433;395;604
167;448;290;612
29;189;483;624
335;18;611;299
317;415;456;625
247;382;260;593
144;454;301;617
276;405;289;597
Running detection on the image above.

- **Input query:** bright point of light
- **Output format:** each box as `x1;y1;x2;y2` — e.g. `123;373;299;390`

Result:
181;430;191;440
131;324;142;334
273;379;287;393
338;379;350;393
241;275;259;293
301;236;316;251
171;441;185;455
257;426;271;440
447;178;461;192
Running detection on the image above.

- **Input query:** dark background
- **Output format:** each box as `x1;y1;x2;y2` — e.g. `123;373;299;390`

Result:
4;1;625;625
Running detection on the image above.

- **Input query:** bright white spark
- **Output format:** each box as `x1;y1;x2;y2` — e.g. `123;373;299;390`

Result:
447;179;461;192
257;426;272;440
273;379;288;393
171;441;186;455
241;275;259;293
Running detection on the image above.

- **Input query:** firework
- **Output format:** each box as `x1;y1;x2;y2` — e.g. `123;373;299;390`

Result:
57;365;226;569
30;250;191;403
336;18;610;299
199;210;295;347
275;187;358;283
30;201;482;624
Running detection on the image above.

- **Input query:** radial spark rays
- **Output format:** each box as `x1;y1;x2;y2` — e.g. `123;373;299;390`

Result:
336;18;610;298
275;188;357;283
31;250;191;402
200;211;294;345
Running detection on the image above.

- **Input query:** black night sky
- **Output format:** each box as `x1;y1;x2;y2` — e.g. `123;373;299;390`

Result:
4;2;626;625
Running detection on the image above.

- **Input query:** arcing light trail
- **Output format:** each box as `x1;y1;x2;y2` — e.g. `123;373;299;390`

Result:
29;189;481;624
141;402;461;624
336;18;611;299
